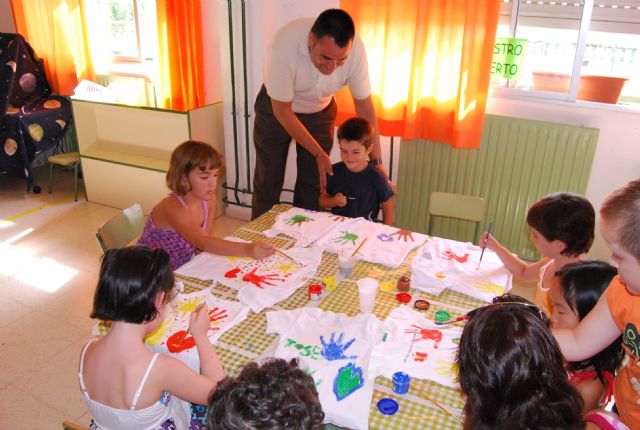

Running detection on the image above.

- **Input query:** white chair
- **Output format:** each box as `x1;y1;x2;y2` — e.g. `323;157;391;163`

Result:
96;203;145;253
428;192;486;244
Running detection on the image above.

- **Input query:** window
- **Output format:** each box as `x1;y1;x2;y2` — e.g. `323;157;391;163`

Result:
83;0;158;106
491;0;640;106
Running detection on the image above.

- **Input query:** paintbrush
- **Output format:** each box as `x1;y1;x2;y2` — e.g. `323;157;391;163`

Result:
351;237;368;257
476;222;493;271
413;387;464;423
434;315;468;325
275;248;300;266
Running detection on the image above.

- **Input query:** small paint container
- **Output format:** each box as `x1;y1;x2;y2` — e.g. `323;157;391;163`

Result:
414;299;430;311
435;310;452;322
396;293;412;303
392;371;411;394
397;275;410;292
377;398;399;415
308;284;322;301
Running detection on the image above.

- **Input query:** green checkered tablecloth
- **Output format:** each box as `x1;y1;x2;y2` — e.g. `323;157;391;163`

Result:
177;204;489;429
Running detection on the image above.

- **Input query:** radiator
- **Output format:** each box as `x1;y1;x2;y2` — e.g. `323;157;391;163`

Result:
395;114;599;260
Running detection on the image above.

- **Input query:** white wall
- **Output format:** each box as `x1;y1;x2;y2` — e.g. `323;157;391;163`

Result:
0;0;15;33
202;1;223;104
486;94;640;260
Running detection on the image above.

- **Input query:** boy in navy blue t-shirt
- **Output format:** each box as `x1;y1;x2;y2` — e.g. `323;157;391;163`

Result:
320;117;395;225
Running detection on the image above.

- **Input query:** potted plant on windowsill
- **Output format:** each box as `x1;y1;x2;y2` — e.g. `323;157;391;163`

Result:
531;72;628;104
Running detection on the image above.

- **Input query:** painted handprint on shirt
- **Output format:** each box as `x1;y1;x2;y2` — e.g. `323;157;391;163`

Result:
334;231;358;246
208;307;228;328
320;332;358;361
405;324;443;349
390;229;414;242
242;268;284;288
285;215;314;226
331;215;349;223
376;232;394;242
442;250;470;263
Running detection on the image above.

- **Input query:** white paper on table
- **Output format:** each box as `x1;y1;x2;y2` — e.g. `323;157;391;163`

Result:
266;308;384;430
144;288;250;372
410;237;512;302
369;306;462;388
316;218;428;268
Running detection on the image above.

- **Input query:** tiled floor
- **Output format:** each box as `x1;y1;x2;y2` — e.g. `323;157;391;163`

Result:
0;166;245;429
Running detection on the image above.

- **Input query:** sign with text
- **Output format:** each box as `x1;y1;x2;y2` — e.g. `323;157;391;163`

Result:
492;38;527;79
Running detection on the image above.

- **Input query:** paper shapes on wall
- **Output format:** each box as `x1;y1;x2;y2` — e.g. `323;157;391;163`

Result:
176;243;324;312
369;306;462;388
410;237;512;302
263;207;355;247
316;218;428;268
266;308;384;430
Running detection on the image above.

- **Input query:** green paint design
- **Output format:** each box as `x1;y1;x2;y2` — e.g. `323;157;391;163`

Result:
334;231;358;245
333;362;364;401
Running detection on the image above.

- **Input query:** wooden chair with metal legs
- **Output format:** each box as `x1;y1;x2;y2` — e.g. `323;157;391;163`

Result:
96;203;146;252
427;191;486;244
62;420;89;430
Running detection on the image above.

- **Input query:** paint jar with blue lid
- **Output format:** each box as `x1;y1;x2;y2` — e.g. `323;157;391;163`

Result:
392;371;410;394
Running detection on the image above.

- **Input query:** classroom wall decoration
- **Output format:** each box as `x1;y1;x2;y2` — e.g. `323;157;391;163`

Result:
410;237;512;302
266;308;384;430
263;207;355;247
369;306;462;388
176;243;324;312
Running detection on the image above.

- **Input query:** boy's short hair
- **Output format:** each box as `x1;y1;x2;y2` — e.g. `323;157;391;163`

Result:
456;297;584;429
310;9;355;48
601;178;640;260
166;140;222;195
337;117;373;149
207;358;324;430
526;192;595;256
91;247;174;324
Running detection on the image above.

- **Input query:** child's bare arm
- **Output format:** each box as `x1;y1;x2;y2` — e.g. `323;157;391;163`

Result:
552;293;621;362
381;199;394;226
320;192;347;209
190;304;225;382
165;203;274;259
483;233;547;281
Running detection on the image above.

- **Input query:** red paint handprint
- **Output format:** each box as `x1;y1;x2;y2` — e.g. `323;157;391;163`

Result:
390;229;415;242
208;307;228;329
441;250;469;263
405;325;443;349
332;215;348;223
225;268;241;278
167;330;195;353
242;268;284;288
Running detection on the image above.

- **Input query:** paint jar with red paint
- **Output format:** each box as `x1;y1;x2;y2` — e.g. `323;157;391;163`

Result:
308;284;322;301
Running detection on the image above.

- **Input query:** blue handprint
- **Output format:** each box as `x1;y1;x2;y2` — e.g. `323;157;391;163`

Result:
376;232;394;242
320;332;357;361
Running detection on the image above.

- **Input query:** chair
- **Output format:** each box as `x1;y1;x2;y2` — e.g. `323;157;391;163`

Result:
48;151;81;201
427;192;486;244
96;203;145;253
62;420;88;430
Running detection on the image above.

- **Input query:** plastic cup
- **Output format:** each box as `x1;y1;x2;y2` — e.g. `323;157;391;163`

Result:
338;253;356;278
357;277;379;314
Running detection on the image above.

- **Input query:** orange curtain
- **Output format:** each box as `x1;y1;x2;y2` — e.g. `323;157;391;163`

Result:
10;0;94;95
156;0;205;111
338;0;500;148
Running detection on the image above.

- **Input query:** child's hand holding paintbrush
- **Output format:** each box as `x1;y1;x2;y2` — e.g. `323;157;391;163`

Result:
188;303;225;379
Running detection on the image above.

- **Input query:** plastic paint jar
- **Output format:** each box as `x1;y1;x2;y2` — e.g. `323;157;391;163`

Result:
392;371;411;394
397;275;410;292
308;284;322;301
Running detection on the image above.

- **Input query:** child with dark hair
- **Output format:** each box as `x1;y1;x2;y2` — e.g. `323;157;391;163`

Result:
483;192;595;316
138;140;274;270
456;296;585;430
320;117;394;225
207;358;324;430
79;247;225;429
551;260;624;413
554;178;640;428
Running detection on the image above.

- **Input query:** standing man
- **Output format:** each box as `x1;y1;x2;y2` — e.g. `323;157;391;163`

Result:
252;8;390;219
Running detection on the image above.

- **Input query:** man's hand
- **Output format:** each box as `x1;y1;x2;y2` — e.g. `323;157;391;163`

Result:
317;152;333;193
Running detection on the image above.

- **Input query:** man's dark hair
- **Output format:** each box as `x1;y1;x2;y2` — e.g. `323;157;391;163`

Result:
310;9;355;47
207;358;324;429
